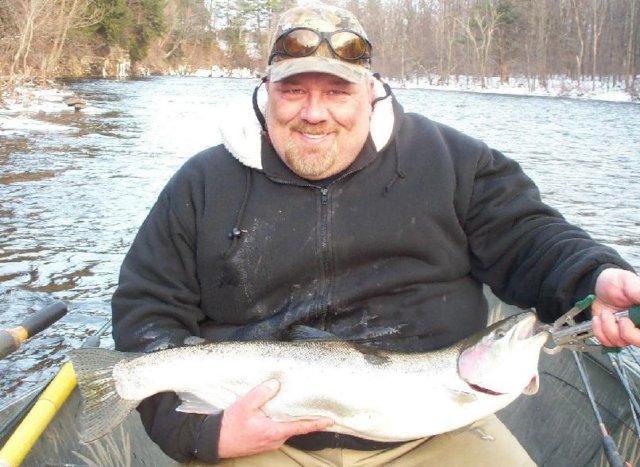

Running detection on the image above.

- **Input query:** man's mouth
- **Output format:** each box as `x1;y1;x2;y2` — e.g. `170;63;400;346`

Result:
302;132;326;139
291;122;335;141
295;130;332;144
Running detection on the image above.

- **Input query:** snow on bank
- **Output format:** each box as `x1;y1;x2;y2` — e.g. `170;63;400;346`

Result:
0;85;103;135
183;68;638;103
2;86;75;113
386;75;638;103
190;66;256;79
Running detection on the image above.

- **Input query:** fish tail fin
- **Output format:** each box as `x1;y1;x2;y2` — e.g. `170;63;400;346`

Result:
69;348;141;443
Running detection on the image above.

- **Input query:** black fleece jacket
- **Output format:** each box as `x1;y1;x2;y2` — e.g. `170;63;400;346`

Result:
112;95;633;463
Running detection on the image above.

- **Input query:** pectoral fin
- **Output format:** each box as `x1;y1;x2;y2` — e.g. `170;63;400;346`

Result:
176;392;222;414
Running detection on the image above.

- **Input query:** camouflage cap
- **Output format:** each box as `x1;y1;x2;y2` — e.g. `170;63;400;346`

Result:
267;4;372;83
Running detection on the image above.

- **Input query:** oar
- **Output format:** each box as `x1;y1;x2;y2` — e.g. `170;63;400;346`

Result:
0;319;111;467
0;301;68;359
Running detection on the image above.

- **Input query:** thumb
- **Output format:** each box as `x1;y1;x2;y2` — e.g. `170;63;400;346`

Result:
244;379;280;410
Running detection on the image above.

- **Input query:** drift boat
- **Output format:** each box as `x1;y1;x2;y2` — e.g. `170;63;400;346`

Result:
1;297;639;467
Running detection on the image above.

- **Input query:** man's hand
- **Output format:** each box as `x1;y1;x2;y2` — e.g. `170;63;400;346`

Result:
217;379;334;459
592;268;640;347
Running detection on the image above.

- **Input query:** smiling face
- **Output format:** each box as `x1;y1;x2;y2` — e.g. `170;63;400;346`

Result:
265;72;374;180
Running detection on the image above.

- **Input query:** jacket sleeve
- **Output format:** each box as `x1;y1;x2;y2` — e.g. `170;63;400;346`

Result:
111;176;222;463
464;146;634;322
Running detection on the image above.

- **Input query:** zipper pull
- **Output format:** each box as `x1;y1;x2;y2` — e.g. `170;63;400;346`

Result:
320;188;329;205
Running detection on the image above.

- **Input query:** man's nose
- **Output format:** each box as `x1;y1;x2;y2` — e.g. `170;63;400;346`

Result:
299;92;328;123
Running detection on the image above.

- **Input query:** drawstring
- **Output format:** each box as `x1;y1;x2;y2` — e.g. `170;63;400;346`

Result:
226;167;252;254
252;76;268;133
377;77;403;194
384;138;406;194
371;73;403;194
372;73;392;106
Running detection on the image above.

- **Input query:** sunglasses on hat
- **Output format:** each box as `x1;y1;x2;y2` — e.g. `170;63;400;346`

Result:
268;27;372;65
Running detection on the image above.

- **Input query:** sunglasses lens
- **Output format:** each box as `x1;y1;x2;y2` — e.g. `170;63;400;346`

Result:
282;29;321;57
330;31;369;60
270;28;370;65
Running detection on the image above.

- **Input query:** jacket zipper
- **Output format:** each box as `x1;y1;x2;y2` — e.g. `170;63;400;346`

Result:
266;175;356;328
317;187;331;328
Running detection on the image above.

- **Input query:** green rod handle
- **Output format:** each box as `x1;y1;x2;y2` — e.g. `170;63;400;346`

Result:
627;305;640;327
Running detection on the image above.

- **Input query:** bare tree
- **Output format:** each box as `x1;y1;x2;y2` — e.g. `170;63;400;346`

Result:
435;0;461;84
458;0;503;87
2;0;638;94
589;0;608;90
44;0;103;78
624;0;638;89
570;0;587;83
5;0;50;81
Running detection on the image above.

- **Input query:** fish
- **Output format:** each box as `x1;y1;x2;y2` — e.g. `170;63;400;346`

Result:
69;311;549;443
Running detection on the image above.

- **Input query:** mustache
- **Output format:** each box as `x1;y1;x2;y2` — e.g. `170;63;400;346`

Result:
291;122;336;135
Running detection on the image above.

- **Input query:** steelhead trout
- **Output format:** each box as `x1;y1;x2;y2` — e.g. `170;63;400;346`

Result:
70;312;548;443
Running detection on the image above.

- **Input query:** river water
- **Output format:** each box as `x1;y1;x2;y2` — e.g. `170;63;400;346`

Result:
0;76;639;404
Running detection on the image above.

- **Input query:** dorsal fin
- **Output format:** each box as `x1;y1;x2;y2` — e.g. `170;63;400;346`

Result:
288;325;340;341
287;324;406;344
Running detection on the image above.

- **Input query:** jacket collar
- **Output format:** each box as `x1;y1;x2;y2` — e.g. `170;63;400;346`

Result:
219;79;395;172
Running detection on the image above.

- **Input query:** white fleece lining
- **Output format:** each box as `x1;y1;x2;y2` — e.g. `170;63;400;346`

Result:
219;79;395;170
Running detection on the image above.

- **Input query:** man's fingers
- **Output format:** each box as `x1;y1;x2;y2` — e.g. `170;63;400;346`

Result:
595;269;640;308
601;310;628;347
592;315;615;347
618;317;640;346
593;310;640;347
271;417;335;439
218;380;335;459
243;379;281;410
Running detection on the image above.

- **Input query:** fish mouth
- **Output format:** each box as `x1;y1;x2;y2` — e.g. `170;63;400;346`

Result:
533;321;552;336
517;314;550;341
467;382;506;396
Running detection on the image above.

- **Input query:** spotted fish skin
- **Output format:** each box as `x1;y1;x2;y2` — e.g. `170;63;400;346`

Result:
70;312;548;443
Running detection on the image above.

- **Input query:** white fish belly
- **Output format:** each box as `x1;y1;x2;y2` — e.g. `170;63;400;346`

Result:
115;341;525;442
263;370;519;441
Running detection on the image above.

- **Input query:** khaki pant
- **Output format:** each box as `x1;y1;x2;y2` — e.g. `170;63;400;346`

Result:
210;415;535;467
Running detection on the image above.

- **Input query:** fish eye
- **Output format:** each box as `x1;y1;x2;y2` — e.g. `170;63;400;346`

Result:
495;329;507;339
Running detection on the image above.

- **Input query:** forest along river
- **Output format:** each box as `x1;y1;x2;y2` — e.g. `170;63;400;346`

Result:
0;76;639;405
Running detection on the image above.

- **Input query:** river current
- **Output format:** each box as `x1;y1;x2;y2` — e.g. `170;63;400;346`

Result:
0;76;639;403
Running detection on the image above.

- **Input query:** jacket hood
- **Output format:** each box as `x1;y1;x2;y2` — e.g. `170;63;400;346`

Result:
219;78;396;170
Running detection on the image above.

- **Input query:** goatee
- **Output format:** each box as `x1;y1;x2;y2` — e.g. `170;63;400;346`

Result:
284;123;338;179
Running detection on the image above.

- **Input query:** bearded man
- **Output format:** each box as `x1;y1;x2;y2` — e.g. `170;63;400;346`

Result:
112;4;640;465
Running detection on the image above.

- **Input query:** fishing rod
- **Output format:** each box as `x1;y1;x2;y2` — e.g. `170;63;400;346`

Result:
608;352;640;438
0;302;68;359
0;318;112;467
573;351;626;467
545;296;640;464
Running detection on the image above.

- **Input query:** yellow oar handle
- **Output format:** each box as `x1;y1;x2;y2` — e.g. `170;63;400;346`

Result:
0;362;77;467
0;302;68;359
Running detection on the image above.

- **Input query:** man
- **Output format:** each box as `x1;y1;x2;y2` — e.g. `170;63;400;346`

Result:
112;4;640;465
